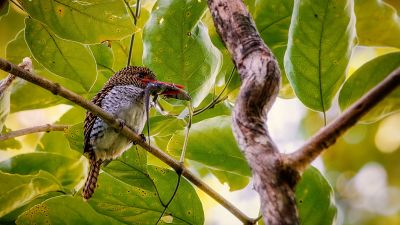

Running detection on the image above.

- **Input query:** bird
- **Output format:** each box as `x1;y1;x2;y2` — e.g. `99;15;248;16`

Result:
82;66;189;200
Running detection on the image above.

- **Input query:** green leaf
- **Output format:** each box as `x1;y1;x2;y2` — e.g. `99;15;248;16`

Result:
90;44;115;74
18;0;135;44
16;196;123;225
148;166;204;224
87;168;204;225
6;30;83;112
296;167;337;225
253;0;295;98
143;0;221;107
25;18;97;91
0;170;62;218
103;147;152;191
339;52;400;123
284;0;356;111
209;169;249;191
0;0;9;20
355;0;400;48
168;116;251;179
0;192;62;223
0;152;86;191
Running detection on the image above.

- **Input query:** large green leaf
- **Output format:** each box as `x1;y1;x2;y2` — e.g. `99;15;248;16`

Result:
355;0;400;48
147;166;204;224
6;30;86;112
143;0;221;107
0;0;9;20
0;171;62;218
284;0;356;111
168;116;251;189
296;167;337;225
0;152;86;191
18;0;134;44
339;52;400;123
16;196;122;225
25;18;97;91
87;168;203;225
253;0;295;98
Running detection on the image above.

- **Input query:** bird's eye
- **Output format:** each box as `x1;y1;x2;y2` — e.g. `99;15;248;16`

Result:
138;73;145;79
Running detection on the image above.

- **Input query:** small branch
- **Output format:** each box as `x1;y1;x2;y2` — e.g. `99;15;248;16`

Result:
0;124;69;141
286;67;400;171
0;57;256;224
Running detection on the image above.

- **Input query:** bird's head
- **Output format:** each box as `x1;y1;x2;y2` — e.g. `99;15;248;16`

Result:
109;66;190;101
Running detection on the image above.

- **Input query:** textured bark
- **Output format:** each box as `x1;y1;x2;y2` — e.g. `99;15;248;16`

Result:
208;1;300;224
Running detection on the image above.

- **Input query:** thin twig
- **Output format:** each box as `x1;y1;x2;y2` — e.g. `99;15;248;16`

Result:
124;0;141;66
0;57;257;224
0;124;69;141
286;67;400;172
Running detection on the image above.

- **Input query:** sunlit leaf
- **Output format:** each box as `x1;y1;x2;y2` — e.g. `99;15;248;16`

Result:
143;0;221;107
25;18;97;91
36;106;85;159
0;171;62;218
0;152;86;191
296;166;337;225
0;0;9;20
284;0;356;111
18;0;134;44
355;0;400;48
16;196;122;225
339;52;400;123
168;116;251;183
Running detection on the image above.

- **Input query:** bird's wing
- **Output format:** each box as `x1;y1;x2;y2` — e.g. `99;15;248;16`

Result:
83;85;113;154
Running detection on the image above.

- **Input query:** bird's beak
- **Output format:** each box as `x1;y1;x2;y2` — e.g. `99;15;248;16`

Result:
143;79;191;101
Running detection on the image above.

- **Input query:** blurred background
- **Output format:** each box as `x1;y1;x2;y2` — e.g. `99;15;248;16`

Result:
1;3;399;225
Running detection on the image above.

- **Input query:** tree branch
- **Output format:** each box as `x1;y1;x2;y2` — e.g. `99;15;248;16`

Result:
286;67;400;172
0;57;257;224
208;1;299;224
0;124;69;141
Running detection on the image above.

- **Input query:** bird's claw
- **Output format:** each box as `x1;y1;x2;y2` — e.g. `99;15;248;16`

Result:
140;134;146;143
115;118;125;132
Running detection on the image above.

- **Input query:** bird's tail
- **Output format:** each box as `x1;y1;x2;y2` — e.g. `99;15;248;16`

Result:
82;152;102;200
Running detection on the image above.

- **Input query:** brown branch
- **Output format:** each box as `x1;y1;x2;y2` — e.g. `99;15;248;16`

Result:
208;1;299;224
0;57;257;224
0;124;69;141
286;67;400;171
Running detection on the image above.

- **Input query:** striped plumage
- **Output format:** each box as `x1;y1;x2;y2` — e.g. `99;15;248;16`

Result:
82;66;156;200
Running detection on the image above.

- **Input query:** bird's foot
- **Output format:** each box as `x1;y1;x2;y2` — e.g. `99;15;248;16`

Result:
115;118;125;132
133;134;146;145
